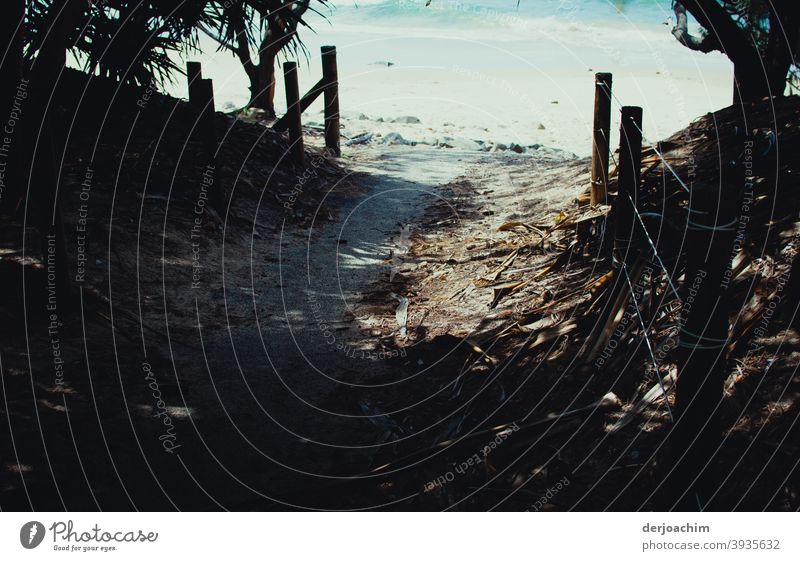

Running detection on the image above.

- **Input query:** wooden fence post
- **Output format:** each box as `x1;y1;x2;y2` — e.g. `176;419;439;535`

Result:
613;106;643;267
187;61;202;108
186;63;215;157
283;62;304;164
583;106;644;364
591;73;613;206
196;78;216;158
321;46;340;157
191;77;223;210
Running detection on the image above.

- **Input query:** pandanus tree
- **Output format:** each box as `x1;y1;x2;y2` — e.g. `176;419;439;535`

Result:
202;0;329;116
671;0;800;102
7;0;215;302
23;0;212;88
2;0;326;301
23;1;327;95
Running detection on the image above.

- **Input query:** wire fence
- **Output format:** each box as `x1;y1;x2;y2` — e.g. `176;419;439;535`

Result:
620;262;676;422
593;77;700;423
598;76;691;193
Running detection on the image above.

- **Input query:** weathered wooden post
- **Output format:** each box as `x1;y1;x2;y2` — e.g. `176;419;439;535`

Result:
591;73;613;206
613;106;643;267
186;62;216;155
786;252;800;330
195;78;216;157
190;77;223;210
321;46;340;156
187;61;203;107
584;106;644;364
283;61;304;165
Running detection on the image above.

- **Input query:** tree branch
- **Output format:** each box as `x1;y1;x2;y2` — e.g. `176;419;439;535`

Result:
671;2;719;53
677;0;758;66
229;3;257;83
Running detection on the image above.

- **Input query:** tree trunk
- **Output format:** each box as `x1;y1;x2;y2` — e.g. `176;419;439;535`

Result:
679;1;791;103
248;57;277;115
664;155;742;509
0;0;26;214
764;0;800;98
23;0;85;308
680;1;760;66
227;3;306;116
0;0;25;107
733;61;771;104
248;30;287;116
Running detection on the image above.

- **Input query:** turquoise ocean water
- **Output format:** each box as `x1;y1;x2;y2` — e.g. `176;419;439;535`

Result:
321;0;675;32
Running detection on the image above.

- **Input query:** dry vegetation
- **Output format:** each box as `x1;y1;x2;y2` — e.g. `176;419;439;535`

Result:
315;97;800;511
1;74;798;510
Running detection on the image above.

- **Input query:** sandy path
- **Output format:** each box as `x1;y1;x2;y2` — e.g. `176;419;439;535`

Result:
179;147;481;506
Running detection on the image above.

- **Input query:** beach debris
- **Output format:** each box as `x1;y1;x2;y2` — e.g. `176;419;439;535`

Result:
379;132;410;145
389;224;413;282
359;398;404;445
438;137;482;151
537;123;547;130
240;107;272;120
497;221;546;238
524;319;578;353
345;132;374;146
475;249;519;287
488;244;574;308
391;293;409;336
391;115;421;124
609;371;676;433
465;339;498;365
320;96;800;511
526;144;579;161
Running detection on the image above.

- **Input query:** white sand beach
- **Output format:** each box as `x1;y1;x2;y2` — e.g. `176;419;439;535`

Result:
171;0;733;157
